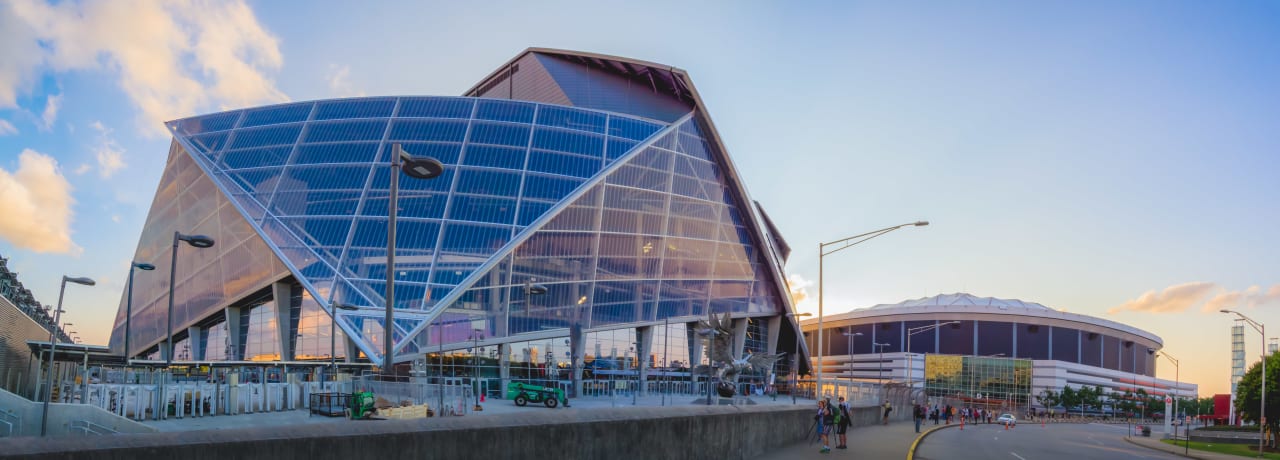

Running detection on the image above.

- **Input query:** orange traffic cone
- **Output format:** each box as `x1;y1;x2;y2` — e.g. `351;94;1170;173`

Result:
1005;421;1010;430
960;418;965;430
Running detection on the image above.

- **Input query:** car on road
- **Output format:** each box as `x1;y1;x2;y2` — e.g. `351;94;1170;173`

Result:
997;413;1017;426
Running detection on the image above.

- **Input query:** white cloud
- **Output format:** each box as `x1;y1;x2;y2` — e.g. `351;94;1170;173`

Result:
326;64;366;98
1203;284;1280;312
39;92;61;130
88;121;126;178
74;163;90;175
786;273;815;315
0;119;17;135
1107;282;1216;315
111;214;121;223
4;0;288;135
0;149;80;254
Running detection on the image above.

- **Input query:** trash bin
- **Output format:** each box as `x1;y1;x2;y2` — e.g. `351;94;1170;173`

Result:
1141;426;1151;437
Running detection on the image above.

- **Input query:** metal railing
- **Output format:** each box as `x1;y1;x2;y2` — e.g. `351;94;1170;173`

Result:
0;408;18;437
68;420;117;435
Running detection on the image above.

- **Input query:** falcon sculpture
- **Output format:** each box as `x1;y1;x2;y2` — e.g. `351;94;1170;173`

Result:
695;311;783;397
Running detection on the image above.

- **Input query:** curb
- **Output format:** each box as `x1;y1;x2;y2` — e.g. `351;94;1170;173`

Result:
905;423;962;460
1121;436;1211;460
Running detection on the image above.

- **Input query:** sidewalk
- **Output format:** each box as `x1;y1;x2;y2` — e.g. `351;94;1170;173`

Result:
752;419;957;459
1124;435;1252;460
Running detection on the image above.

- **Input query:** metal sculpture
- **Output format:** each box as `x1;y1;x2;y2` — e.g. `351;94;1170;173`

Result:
696;312;783;398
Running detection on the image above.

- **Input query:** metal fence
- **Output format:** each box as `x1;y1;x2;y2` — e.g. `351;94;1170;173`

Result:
67;419;117;435
0;408;18;437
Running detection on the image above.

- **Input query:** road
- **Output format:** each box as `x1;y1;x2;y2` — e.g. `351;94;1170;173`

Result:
914;423;1183;460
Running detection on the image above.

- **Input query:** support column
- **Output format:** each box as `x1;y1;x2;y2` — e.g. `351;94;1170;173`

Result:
636;325;653;396
569;324;584;398
498;343;510;399
272;281;293;361
731;318;748;360
766;316;782;354
187;326;203;361
225;306;243;361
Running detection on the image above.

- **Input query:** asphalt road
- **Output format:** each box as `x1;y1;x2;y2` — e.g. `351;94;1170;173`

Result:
914;423;1184;460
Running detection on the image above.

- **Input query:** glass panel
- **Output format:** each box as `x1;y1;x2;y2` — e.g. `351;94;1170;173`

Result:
389;119;468;143
977;321;1013;357
314;99;395;120
242;103;312;127
221;146;292;170
399;97;474;119
1018;323;1050;360
531;128;605;157
455;168;521;196
294;142;380;164
462;145;526;170
1081;331;1102;367
448;195;517;225
1050;327;1078;363
475;99;534;123
536;105;606;133
1103;335;1120;370
229;124;303;149
469;122;530;147
303;120;387;143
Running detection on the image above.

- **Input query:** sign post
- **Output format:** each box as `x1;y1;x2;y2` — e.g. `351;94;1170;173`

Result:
1163;395;1173;436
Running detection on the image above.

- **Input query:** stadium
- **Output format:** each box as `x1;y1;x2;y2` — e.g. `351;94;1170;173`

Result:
802;293;1197;412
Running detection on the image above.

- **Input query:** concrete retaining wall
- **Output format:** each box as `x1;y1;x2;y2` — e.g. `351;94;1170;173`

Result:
0;403;894;459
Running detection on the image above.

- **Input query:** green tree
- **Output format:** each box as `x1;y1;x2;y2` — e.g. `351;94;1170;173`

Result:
1037;389;1060;410
1234;351;1280;443
1061;386;1080;414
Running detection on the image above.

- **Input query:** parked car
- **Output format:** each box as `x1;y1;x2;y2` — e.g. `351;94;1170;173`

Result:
997;413;1017;426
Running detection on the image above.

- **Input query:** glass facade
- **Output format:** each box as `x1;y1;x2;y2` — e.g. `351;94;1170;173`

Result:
924;355;1032;410
114;75;792;364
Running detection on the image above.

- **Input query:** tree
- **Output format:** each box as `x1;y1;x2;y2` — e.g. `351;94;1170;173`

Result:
1061;386;1080;414
1234;351;1280;446
1037;389;1060;410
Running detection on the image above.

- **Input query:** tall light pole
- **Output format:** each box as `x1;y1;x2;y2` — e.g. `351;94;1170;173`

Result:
330;303;359;376
124;262;155;362
873;342;890;387
41;275;95;436
1222;309;1265;458
842;331;863;380
907;321;959;394
385;143;444;376
787;312;812;404
1158;351;1184;454
167;232;215;368
817;221;928;396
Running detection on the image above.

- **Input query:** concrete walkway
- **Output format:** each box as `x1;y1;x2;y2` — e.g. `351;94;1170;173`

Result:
1124;435;1258;460
752;419;959;459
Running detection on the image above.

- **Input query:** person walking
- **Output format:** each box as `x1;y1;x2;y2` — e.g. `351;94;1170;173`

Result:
835;397;852;449
882;400;893;425
815;399;833;453
913;403;925;433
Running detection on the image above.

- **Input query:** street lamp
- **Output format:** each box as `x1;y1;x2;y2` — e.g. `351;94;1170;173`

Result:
1222;309;1265;458
41;275;95;436
167;232;214;368
842;331;863;380
384;143;444;376
1158;351;1184;454
787;312;812;404
697;328;723;405
907;321;959;394
817;221;927;394
470;329;484;410
873;342;890;387
330;303;360;376
124;262;155;362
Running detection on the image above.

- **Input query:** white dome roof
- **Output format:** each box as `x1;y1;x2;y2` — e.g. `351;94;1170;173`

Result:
865;293;1054;312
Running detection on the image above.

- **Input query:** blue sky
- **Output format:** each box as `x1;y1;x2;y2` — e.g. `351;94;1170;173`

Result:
1;0;1276;396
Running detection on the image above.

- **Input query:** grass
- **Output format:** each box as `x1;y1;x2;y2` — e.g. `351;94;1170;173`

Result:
1160;438;1280;459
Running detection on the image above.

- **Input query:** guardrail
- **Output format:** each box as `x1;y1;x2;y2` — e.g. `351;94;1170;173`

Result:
0;408;19;437
68;419;118;435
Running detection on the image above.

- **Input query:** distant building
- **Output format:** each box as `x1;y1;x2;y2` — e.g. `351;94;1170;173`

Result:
804;293;1197;411
0;255;70;396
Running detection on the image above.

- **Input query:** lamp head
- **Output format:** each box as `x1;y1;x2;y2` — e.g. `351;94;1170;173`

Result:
913;221;929;227
333;303;360;311
133;262;156;271
1220;309;1233;314
179;234;216;248
63;276;95;286
525;284;549;296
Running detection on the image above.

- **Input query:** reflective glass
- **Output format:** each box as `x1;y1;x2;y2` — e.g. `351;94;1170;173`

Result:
242;103;312;128
977;321;1013;357
1081;331;1103;367
314;99;395;120
1050;327;1078;363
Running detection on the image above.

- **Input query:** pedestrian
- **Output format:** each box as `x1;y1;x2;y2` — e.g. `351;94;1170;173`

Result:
944;404;951;424
815;399;832;453
913;403;925;433
932;407;939;425
836;397;852;449
882;400;893;425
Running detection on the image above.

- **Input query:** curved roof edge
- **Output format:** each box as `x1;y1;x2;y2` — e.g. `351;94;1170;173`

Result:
814;293;1164;348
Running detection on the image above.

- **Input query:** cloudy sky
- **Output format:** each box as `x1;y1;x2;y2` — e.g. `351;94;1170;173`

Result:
1;0;1277;396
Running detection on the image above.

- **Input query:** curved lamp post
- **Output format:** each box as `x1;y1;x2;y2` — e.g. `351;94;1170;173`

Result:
125;262;155;362
817;221;927;396
787;312;812;404
384;143;444;375
873;342;890;387
167;232;214;368
1157;351;1184;454
1222;309;1264;458
842;330;863;380
41;275;95;436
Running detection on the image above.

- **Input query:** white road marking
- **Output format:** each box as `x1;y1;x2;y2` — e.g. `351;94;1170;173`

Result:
1011;452;1027;460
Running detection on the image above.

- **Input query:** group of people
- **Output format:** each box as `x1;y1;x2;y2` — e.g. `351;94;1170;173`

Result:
917;404;1001;426
813;397;854;453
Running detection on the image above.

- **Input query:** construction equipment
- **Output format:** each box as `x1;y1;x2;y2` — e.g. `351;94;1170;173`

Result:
507;382;565;409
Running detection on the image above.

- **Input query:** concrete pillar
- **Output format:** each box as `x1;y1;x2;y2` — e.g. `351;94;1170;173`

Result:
569;323;585;398
636;325;653;396
273;281;293;361
188;326;203;360
225;306;243;361
498;343;510;399
731;318;748;360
